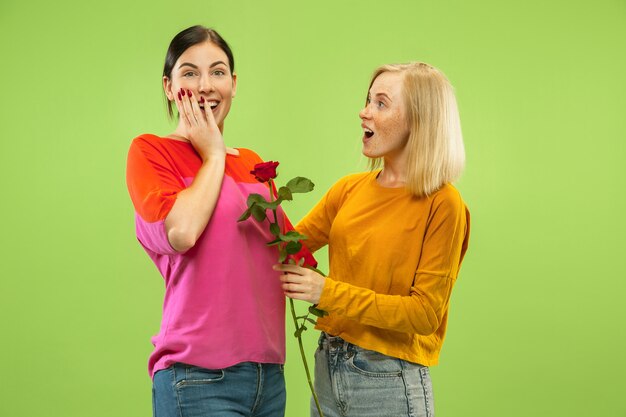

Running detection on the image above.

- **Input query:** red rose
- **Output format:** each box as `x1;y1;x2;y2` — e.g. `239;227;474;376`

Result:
250;161;279;183
283;216;318;269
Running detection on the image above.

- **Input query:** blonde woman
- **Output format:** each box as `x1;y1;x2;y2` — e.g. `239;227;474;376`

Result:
275;62;470;417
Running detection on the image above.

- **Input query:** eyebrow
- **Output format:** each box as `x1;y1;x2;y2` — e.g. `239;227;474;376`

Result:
371;92;392;102
178;61;229;70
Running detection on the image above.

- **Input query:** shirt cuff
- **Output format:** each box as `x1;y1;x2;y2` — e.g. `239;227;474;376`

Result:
316;276;338;311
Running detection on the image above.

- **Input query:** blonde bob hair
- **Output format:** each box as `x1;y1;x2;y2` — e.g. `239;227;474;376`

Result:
368;62;465;198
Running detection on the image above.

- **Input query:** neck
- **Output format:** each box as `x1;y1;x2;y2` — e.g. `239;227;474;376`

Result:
167;131;188;142
168;123;238;156
378;152;409;187
172;120;225;139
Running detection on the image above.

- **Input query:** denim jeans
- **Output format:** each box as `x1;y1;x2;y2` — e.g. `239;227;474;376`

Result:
310;334;434;417
153;362;286;417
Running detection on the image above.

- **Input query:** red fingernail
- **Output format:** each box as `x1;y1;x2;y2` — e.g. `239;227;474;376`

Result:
177;92;181;100
187;90;192;96
181;89;186;97
200;97;205;103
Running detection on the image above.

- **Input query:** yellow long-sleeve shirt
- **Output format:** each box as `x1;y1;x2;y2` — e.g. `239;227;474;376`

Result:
297;171;470;366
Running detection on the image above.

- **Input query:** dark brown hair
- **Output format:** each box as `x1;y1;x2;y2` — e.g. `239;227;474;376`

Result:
163;25;235;118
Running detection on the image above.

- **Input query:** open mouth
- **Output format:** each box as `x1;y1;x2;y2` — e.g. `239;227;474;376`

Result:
364;128;374;139
199;100;220;111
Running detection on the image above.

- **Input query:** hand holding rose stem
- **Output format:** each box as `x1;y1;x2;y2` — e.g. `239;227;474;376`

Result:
239;163;326;417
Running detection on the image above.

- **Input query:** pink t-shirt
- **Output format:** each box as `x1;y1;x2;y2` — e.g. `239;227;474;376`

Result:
126;134;309;378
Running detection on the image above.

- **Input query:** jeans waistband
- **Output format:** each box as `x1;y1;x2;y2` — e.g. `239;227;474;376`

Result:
318;332;357;353
170;362;283;372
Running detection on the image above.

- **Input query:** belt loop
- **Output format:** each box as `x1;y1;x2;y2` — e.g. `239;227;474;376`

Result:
318;332;327;349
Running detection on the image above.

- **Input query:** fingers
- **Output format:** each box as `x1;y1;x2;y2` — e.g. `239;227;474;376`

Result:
280;275;309;300
175;89;219;131
178;89;193;126
280;272;304;290
201;96;219;128
284;290;309;302
278;268;325;304
280;272;303;285
175;89;190;127
188;91;205;124
182;89;197;125
273;264;305;274
176;89;199;127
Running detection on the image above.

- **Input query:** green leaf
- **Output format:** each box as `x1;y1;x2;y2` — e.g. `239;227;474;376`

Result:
294;324;308;338
286;177;315;194
237;207;253;222
280;230;307;242
277;186;293;201
286;241;302;254
247;193;267;206
278;249;287;263
306;317;317;325
270;223;281;237
251;205;267;222
256;199;281;210
308;306;328;318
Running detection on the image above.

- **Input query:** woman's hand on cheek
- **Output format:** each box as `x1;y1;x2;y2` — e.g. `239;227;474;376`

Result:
175;88;226;162
273;264;326;304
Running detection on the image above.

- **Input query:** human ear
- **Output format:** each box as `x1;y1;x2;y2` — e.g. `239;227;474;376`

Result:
231;72;237;98
163;76;174;101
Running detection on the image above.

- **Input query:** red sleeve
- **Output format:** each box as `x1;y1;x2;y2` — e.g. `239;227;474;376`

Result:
283;215;318;268
126;136;186;223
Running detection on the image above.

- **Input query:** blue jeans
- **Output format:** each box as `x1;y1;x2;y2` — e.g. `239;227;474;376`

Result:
310;334;435;417
153;362;286;417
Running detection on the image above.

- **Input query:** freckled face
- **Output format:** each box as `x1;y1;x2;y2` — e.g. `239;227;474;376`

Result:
359;72;410;160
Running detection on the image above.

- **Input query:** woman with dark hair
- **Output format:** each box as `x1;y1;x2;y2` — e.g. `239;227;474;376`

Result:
275;62;470;417
126;25;304;417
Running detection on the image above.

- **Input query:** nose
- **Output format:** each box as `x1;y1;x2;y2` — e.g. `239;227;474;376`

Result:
359;104;371;120
198;75;215;94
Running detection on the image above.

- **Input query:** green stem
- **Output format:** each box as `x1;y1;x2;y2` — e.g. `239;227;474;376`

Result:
269;179;278;226
269;179;323;414
289;298;324;417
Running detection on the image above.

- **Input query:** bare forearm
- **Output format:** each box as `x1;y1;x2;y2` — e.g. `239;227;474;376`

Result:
165;155;226;252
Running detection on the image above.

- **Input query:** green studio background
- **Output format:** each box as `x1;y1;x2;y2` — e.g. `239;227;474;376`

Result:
1;0;624;416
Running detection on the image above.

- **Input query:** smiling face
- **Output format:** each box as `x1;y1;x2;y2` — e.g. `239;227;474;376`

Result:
163;41;237;131
359;71;410;161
